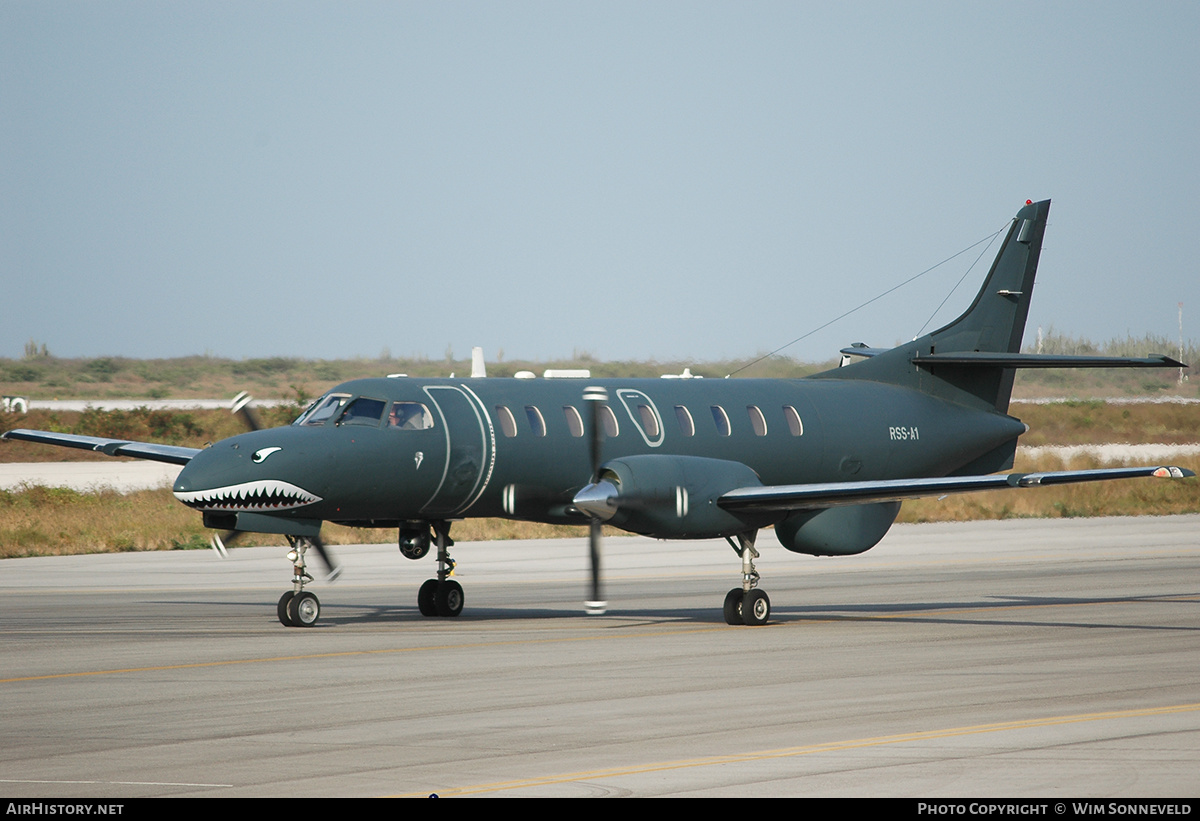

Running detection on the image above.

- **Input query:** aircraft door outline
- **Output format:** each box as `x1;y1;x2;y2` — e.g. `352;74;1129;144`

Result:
615;389;665;448
420;385;493;516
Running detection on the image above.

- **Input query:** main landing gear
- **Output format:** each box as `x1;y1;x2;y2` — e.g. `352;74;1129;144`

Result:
415;520;463;618
278;536;323;627
723;530;770;626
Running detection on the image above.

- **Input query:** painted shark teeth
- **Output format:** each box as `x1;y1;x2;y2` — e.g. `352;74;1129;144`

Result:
173;479;321;512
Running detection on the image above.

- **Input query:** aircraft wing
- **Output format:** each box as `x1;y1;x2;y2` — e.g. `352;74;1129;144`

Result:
1;429;200;466
717;465;1194;513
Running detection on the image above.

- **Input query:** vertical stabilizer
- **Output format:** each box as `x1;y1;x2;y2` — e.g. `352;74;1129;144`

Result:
818;200;1050;412
925;199;1048;360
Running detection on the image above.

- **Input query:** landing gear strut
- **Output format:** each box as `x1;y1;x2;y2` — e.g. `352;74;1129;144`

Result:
723;530;769;626
416;520;463;617
278;536;321;627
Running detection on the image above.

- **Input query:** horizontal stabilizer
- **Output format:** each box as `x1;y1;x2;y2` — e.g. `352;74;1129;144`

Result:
839;346;888;359
718;465;1194;513
911;352;1187;369
1;429;200;466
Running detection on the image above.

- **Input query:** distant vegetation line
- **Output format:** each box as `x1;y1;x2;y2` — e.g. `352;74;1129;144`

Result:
1;368;1197;557
2;330;1196;401
1023;327;1198;362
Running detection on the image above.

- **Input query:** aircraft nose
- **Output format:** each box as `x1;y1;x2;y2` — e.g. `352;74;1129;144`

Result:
172;436;324;512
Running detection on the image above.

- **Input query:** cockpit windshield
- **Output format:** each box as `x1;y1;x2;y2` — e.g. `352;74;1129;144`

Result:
337;397;387;427
294;393;351;426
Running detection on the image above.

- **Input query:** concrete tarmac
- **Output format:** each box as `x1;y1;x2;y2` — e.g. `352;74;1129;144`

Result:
0;515;1197;797
0;461;181;492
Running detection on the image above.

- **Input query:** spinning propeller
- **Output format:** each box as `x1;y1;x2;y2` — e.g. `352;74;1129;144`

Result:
231;390;264;432
577;386;609;615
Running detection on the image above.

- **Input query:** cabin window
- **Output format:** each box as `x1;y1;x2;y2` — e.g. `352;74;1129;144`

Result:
495;405;517;437
388;401;434;430
338;397;387;427
747;405;767;436
297;393;350;426
711;405;731;436
599;404;619;438
783;405;804;436
525;405;547;437
563;405;584;437
636;404;660;438
674;405;695;436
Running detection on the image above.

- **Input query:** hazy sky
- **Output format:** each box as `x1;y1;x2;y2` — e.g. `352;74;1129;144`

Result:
3;2;1197;367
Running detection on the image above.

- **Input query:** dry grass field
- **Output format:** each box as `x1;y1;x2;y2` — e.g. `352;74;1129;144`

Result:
1;400;1196;559
1;346;1196;558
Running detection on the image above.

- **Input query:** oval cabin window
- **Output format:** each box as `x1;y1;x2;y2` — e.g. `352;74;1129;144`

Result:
711;405;731;436
525;405;547;437
674;405;695;437
495;405;517;438
783;405;804;436
563;405;584;437
747;405;767;436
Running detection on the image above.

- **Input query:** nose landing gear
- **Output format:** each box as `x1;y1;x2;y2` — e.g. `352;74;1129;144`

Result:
277;536;329;627
415;520;464;618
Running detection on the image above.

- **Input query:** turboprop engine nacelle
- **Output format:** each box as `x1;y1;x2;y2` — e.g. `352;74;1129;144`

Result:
573;455;768;539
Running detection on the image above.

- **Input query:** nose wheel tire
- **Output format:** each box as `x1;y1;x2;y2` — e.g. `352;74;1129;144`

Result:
278;592;296;626
741;589;770;626
435;580;464;617
417;579;438;617
287;591;321;627
723;588;744;625
417;579;464;617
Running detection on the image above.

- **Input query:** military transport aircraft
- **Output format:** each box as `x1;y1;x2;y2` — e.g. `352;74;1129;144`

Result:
4;199;1193;627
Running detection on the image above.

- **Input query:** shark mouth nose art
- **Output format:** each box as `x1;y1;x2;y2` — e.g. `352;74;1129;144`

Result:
173;480;322;512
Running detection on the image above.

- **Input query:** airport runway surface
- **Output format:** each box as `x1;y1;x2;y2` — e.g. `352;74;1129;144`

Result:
1;515;1197;798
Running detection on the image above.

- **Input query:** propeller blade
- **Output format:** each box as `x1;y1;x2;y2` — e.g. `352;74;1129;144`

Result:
209;529;242;558
231;391;264;432
309;535;343;582
582;386;609;615
585;518;606;615
583;386;607;480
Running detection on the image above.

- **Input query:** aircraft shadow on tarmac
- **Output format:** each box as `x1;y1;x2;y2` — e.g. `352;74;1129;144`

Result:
161;591;1199;632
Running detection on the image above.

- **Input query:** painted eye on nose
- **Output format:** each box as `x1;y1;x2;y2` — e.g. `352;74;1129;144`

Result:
253;447;282;464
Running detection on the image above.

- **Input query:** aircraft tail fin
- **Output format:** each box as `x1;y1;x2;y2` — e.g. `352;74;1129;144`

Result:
817;200;1050;412
924;198;1050;363
823;199;1183;411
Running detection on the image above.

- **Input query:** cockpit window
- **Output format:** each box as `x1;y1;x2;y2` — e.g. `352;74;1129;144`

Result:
338;397;386;427
388;401;435;430
295;393;351;426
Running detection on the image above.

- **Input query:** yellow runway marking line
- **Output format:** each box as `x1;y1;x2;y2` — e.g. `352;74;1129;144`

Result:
407;702;1200;797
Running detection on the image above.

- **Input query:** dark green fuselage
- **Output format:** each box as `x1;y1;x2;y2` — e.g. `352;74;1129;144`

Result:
174;374;1026;532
